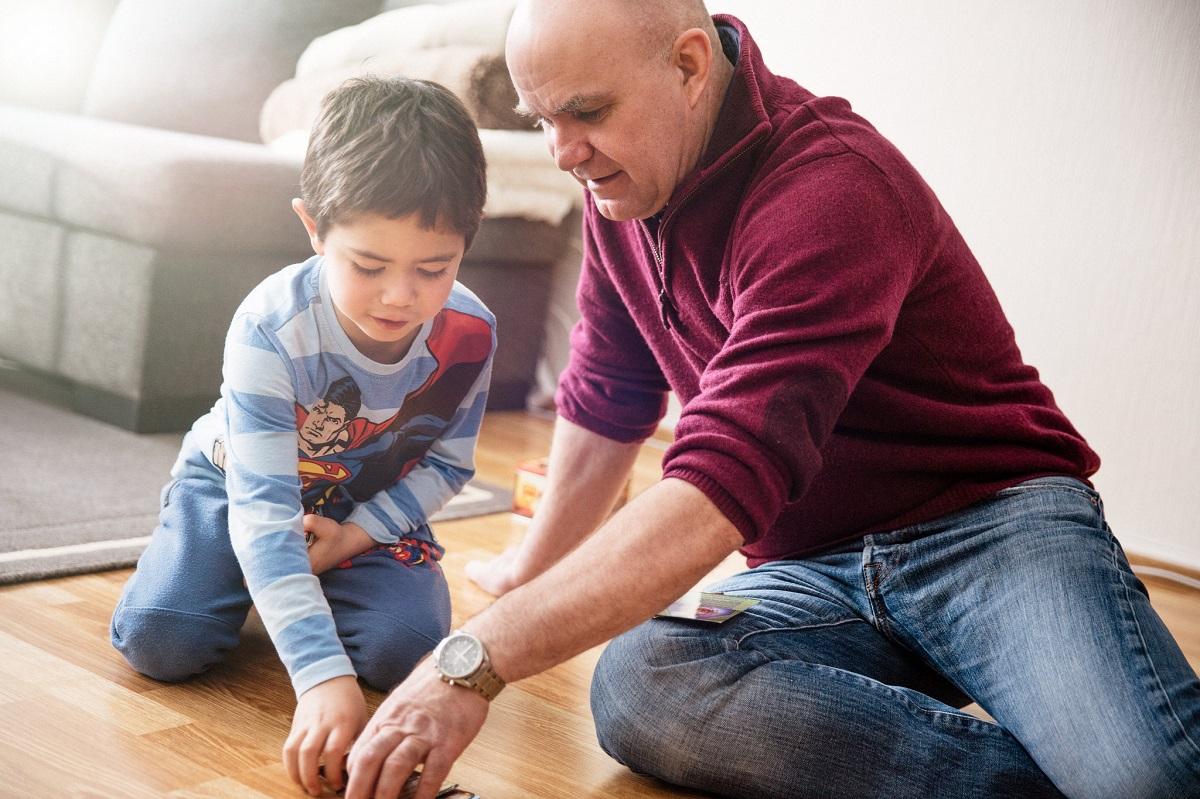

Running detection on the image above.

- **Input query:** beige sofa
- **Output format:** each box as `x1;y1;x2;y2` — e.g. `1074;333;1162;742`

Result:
0;0;575;431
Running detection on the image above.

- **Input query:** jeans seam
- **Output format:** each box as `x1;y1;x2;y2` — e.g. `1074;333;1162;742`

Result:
1110;536;1200;767
793;658;1002;735
734;618;867;649
995;484;1097;503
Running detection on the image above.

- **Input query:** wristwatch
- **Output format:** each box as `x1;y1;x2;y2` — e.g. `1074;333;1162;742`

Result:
432;631;505;701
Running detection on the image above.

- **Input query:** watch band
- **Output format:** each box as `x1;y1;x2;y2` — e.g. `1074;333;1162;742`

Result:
455;663;505;701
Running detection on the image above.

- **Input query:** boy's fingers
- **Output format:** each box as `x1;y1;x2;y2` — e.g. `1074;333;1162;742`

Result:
283;729;303;789
299;729;327;797
323;726;354;791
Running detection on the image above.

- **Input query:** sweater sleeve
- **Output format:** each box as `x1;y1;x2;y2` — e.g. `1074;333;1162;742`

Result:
346;338;494;542
555;201;671;442
662;153;920;544
222;312;355;698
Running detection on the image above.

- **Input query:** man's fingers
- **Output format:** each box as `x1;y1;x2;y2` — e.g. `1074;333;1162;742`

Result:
344;725;402;799
413;749;455;799
373;738;428;799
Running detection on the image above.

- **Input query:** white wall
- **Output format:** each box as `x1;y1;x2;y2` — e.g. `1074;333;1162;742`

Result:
701;0;1200;567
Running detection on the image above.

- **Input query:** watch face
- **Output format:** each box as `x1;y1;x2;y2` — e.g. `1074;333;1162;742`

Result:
438;634;484;680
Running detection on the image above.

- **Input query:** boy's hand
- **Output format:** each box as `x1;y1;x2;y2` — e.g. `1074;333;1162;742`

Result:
304;515;375;575
285;674;366;797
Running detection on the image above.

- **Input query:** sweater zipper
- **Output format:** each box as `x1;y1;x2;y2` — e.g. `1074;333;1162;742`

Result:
647;145;756;331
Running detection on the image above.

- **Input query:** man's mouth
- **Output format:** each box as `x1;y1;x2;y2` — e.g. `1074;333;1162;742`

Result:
582;172;622;191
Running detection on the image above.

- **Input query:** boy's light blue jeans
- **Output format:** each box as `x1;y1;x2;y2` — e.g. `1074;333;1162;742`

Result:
591;477;1200;798
111;469;451;692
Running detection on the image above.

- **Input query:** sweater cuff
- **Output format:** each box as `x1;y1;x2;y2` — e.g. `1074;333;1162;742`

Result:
293;653;357;699
346;503;403;545
662;466;757;545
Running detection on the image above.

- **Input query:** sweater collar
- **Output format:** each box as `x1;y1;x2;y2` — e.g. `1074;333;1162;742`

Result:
664;15;774;211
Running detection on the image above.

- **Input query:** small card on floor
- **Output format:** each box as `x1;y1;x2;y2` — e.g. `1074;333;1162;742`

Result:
655;591;760;623
399;773;479;799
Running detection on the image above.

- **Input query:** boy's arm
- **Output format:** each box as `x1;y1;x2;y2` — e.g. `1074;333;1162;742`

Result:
221;313;356;694
344;344;494;543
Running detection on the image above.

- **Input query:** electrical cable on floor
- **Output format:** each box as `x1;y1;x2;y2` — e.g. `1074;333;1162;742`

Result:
1131;564;1200;591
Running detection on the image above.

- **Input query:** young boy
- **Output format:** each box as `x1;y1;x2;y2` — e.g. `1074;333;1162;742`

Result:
110;77;494;795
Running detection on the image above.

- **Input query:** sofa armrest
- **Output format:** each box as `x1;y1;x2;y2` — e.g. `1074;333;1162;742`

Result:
0;103;308;253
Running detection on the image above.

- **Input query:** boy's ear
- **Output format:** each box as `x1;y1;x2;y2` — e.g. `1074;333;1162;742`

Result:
292;199;324;255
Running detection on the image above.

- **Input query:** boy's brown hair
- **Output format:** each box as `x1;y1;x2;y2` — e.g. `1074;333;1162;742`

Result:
300;76;487;246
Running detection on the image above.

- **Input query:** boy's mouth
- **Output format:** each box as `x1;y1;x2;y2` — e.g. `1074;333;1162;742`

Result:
371;316;410;331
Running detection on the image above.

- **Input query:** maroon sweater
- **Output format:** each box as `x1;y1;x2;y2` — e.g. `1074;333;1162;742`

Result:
556;16;1099;564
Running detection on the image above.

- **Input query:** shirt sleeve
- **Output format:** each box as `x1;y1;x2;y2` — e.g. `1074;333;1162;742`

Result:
221;312;355;698
346;337;495;542
661;153;921;544
555;200;672;442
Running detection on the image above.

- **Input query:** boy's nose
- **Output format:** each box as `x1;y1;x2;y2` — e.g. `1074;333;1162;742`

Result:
381;277;416;306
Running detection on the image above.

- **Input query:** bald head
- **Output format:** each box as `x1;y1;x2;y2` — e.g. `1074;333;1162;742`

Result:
505;0;733;221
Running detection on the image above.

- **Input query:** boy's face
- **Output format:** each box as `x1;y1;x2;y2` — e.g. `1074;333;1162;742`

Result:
298;207;466;363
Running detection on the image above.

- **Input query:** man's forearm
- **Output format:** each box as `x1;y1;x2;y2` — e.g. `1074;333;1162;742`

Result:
463;477;744;683
510;415;642;578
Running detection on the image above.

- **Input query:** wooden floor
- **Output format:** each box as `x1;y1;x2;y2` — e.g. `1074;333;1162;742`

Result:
2;411;1197;798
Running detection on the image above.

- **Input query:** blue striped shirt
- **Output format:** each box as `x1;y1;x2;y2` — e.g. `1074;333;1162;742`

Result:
179;255;494;696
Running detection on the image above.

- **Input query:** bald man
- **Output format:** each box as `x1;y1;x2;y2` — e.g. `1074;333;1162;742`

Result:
344;3;1200;798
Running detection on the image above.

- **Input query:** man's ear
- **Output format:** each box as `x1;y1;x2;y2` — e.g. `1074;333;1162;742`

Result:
672;27;714;108
292;198;324;255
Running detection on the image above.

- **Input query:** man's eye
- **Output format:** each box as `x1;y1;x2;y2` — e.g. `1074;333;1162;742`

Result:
576;107;606;122
533;116;550;130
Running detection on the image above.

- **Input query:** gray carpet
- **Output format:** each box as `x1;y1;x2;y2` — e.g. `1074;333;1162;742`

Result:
0;386;511;585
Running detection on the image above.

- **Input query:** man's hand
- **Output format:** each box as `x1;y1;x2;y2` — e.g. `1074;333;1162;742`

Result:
304;515;375;575
345;660;489;799
285;674;367;797
465;544;527;596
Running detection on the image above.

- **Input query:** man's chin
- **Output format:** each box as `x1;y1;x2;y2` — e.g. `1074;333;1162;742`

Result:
593;196;659;223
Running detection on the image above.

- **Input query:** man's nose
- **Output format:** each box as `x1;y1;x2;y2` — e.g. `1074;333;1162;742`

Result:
548;122;592;174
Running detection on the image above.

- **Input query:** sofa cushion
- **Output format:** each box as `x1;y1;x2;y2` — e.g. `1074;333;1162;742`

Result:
0;0;120;113
82;0;383;142
296;0;515;79
0;104;310;254
260;47;524;145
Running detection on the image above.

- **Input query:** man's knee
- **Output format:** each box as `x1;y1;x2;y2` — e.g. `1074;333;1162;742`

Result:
110;605;238;682
590;622;706;774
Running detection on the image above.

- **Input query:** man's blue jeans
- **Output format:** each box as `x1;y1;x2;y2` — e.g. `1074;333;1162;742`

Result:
591;477;1200;798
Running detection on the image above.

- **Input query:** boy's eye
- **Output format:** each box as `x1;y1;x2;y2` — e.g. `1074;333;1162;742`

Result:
352;262;384;277
418;268;449;279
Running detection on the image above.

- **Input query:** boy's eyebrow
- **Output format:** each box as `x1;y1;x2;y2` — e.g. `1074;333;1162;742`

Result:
349;247;393;263
416;253;459;264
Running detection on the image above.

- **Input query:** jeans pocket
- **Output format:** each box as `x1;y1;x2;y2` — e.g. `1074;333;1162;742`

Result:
994;476;1100;505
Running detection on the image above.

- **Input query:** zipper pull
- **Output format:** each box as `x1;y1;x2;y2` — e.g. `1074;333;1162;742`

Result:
658;287;675;330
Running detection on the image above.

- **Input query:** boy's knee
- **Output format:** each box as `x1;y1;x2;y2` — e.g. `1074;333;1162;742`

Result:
344;612;444;692
110;605;237;682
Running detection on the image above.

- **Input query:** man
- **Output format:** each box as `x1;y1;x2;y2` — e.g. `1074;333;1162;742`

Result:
344;2;1200;798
